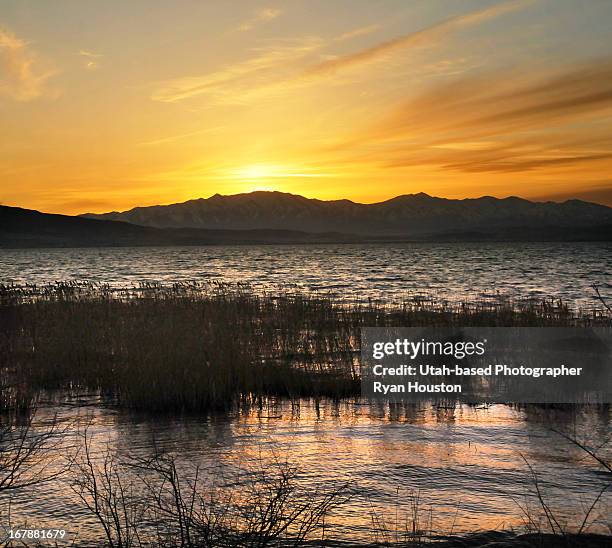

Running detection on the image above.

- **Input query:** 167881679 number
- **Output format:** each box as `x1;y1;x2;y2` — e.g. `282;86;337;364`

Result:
8;529;67;541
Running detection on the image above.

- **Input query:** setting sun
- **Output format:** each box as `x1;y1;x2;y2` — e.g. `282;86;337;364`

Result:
234;164;280;181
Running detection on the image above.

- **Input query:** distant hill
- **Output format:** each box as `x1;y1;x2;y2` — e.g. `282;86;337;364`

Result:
82;191;612;240
0;205;359;248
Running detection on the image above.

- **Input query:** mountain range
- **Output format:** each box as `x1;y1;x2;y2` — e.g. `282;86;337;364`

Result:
1;191;611;248
82;191;612;239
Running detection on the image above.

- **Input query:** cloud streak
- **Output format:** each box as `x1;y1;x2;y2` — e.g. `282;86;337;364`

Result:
351;58;612;174
302;0;531;77
138;126;224;146
151;1;529;105
151;37;323;103
383;59;612;137
0;28;55;101
335;24;380;42
78;49;104;70
237;7;282;32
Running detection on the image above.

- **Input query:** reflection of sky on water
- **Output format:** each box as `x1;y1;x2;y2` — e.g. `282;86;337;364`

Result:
2;242;611;542
1;242;610;310
6;399;611;543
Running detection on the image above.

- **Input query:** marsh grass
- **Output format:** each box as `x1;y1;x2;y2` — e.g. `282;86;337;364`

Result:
0;282;609;412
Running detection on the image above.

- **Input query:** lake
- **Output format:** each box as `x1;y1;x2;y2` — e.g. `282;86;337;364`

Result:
1;243;611;544
0;242;611;309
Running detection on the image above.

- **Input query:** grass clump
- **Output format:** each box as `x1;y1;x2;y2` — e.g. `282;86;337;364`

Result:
0;283;609;412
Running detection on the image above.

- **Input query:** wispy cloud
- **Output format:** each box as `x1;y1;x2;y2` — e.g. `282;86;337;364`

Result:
335;24;380;42
138;126;224;146
237;7;282;32
383;59;612;139
151;37;323;103
0;28;55;101
302;0;531;77
78;49;104;70
350;58;612;174
151;1;529;105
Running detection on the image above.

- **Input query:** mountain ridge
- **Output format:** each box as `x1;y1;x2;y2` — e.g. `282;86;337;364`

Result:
3;191;611;249
0;204;361;248
81;191;612;236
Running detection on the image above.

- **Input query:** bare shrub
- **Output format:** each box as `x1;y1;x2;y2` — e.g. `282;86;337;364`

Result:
70;430;350;547
515;428;611;536
0;410;70;544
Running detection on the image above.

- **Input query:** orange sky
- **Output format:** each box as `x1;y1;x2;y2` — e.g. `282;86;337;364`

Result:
2;0;612;214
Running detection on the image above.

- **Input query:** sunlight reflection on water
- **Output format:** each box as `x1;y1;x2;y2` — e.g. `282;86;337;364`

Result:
5;399;611;544
0;242;611;309
1;242;611;543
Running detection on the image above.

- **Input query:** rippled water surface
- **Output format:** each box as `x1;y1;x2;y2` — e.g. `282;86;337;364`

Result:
0;242;611;308
5;400;611;544
1;244;611;543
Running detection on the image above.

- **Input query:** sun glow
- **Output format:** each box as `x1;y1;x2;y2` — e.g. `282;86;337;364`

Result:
235;164;280;181
228;163;332;184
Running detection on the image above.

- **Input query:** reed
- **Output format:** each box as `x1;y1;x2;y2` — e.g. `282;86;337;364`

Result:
0;283;609;412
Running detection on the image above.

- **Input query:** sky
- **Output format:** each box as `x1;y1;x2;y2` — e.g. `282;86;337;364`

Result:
2;0;612;214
